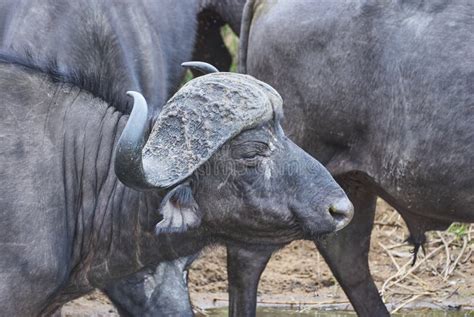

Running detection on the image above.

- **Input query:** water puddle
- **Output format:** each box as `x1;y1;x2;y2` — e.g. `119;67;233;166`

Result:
205;308;473;317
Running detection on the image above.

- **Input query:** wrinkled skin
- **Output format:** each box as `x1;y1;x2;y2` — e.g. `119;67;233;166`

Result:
0;58;352;316
230;0;474;316
0;0;247;315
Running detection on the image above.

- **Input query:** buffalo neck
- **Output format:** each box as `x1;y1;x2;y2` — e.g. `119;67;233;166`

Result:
1;59;207;289
51;87;145;283
56;87;210;286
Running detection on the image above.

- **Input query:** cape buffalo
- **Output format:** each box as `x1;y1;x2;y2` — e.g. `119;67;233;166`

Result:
229;0;473;316
77;1;473;315
0;0;245;314
0;54;353;316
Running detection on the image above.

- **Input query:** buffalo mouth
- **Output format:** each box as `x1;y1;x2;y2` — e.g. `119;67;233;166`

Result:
212;219;305;246
290;199;354;240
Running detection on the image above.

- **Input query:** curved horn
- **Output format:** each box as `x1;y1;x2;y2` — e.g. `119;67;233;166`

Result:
181;61;219;74
114;91;155;190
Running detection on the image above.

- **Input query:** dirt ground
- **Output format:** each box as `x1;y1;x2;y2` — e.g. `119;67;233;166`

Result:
62;199;473;315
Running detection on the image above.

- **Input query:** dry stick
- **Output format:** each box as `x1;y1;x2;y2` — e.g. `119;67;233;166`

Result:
439;286;462;301
378;242;401;270
461;249;472;264
412;275;445;298
257;299;350;306
391;293;429;314
430;237;443;244
402;274;434;297
385;226;399;238
298;306;313;313
386;243;410;250
374;221;403;228
407;272;435;294
316;252;321;280
332;280;339;298
211;297;350;306
382;238;455;293
390;289;434;296
386;221;467;307
428;263;443;279
381;259;413;296
391;251;414;258
394;281;432;294
447;235;468;277
430;238;443;246
436;232;452;279
408;272;430;287
455;270;469;279
192;306;209;317
381;206;398;224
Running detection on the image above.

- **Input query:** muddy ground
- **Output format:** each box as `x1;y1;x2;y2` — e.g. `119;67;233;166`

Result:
62;199;473;316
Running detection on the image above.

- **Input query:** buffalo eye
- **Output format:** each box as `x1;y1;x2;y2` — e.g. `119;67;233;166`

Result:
231;141;270;166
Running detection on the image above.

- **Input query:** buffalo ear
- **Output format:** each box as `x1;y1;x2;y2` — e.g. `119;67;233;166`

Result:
155;183;201;234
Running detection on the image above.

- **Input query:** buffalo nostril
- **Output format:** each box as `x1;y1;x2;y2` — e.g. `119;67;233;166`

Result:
328;198;354;231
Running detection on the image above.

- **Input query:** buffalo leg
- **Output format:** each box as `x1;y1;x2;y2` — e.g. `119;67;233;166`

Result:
102;256;196;317
315;181;389;317
226;244;278;317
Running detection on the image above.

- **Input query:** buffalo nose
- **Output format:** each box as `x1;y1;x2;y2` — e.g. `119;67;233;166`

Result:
328;198;354;231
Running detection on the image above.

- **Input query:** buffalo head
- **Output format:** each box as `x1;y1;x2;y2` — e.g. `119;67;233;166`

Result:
115;64;353;243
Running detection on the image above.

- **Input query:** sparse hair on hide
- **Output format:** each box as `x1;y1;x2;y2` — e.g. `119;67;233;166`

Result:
155;182;202;235
169;183;195;209
0;48;131;112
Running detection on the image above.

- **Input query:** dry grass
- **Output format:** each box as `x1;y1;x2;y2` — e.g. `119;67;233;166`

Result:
372;200;473;312
189;199;474;312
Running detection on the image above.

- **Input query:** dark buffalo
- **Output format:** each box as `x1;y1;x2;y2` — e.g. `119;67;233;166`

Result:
102;256;197;316
0;0;244;117
0;1;244;315
77;1;473;316
0;52;353;317
229;0;473;316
